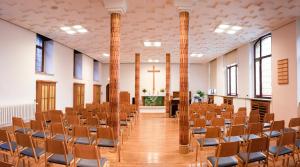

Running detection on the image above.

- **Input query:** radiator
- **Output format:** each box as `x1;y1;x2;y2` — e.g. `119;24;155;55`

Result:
0;103;36;127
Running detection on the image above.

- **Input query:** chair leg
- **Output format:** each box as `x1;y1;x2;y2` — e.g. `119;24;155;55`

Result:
195;144;198;162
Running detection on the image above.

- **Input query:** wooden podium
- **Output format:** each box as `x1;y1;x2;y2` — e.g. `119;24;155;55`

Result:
169;91;191;117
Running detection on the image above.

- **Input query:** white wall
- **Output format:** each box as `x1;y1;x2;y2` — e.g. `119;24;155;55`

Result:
271;21;299;122
101;63;209;102
0;19;102;111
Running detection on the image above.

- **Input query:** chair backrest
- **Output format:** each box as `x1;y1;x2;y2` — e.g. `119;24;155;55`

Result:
206;112;216;121
247;123;263;135
35;112;46;123
66;115;80;126
228;125;245;136
50;123;66;135
211;117;225;127
120;111;128;121
73;126;89;138
289;117;300;128
49;112;63;123
205;127;221;138
271;120;285;132
30;120;45;132
0;129;10;143
279;131;296;146
263;113;274;123
45;138;68;155
0;161;14;167
97;112;108;121
248;114;260;123
97;127;114;140
248;137;269;153
12;117;25;129
232;116;246;125
194;118;206;128
86;117;99;126
250;110;259;116
221;112;232;120
15;133;33;148
74;144;100;166
216;141;239;157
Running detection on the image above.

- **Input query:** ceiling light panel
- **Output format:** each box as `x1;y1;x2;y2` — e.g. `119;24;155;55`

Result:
214;24;242;35
60;25;88;35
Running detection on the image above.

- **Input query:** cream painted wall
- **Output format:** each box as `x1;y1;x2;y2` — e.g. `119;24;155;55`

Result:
0;19;102;111
101;63;209;103
271;21;299;122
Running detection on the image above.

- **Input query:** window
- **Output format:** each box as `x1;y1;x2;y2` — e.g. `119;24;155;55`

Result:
93;60;100;81
254;34;272;98
35;34;46;72
226;64;237;96
74;51;83;79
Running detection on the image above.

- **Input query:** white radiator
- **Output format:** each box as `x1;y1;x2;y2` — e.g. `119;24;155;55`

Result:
0;103;36;127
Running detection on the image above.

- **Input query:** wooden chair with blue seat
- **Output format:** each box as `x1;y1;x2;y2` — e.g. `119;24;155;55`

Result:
45;138;74;167
35;112;48;127
190;118;206;145
12;117;31;134
66;115;81;132
205;112;217;126
96;127;121;162
235;107;247;117
237;136;269;167
195;127;221;166
0;129;17;163
15;133;45;166
120;110;130;143
248;114;260;124
50;122;72;143
268;131;296;166
263;120;285;139
232;116;246;126
0;160;14;167
287;117;300;161
211;117;225;134
263;113;274;130
30;120;49;146
242;123;263;142
86;117;99;133
207;141;240;167
72;125;94;145
74;144;109;167
48;111;64;124
96;111;108;126
221;112;232;125
223;124;245;143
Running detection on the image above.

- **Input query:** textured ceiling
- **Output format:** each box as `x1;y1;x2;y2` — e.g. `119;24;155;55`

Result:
0;0;299;63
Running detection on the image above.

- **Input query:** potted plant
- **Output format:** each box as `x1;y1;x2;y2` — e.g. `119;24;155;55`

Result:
160;88;165;93
142;89;147;94
194;90;205;102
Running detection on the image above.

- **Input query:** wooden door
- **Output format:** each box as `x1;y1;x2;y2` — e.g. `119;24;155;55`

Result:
73;83;85;109
93;84;101;104
36;81;56;112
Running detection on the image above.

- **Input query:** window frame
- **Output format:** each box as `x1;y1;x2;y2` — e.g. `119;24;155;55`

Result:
254;34;272;98
35;34;45;73
226;64;238;96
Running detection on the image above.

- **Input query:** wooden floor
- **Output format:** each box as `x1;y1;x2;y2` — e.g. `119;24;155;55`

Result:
2;113;298;166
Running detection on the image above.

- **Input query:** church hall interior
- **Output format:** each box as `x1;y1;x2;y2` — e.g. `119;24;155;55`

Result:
1;0;300;166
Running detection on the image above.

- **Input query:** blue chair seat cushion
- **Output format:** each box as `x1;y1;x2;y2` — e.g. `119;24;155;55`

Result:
53;134;72;142
20;147;45;158
32;131;49;138
97;139;117;147
15;128;31;134
75;137;92;145
263;131;281;138
189;121;194;127
225;119;231;124
99;120;107;125
241;134;260;141
207;156;238;167
269;146;292;156
48;153;74;165
263;123;271;128
197;138;219;147
89;127;97;132
120;121;128;126
77;157;108;167
192;128;206;134
0;141;17;152
223;136;243;142
238;152;266;163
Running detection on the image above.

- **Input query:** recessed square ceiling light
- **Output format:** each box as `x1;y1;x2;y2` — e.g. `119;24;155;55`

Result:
226;30;236;34
102;53;109;57
191;53;203;58
66;30;76;35
231;26;242;31
154;59;159;63
153;42;161;47
218;24;230;29
73;25;83;29
60;26;71;31
148;59;153;62
144;41;152;47
77;28;88;33
214;28;224;33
